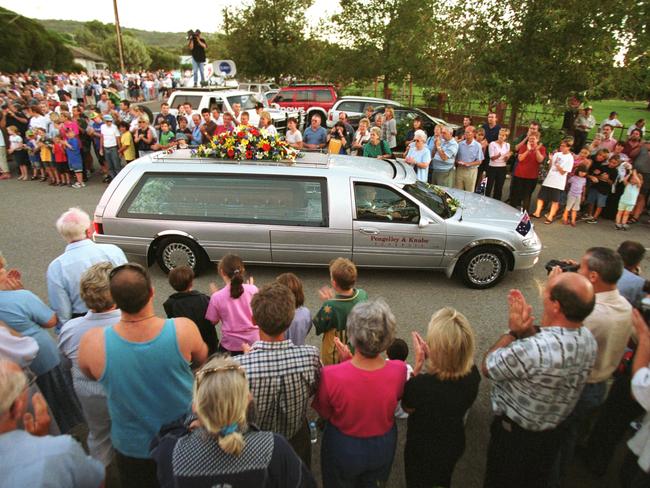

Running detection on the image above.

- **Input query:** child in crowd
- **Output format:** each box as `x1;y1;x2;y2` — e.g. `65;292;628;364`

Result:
387;338;414;419
156;120;176;150
53;134;70;186
164;266;216;356
36;127;57;186
532;139;574;224
205;254;259;355
314;257;368;365
616;170;643;231
276;272;312;346
573;146;592;171
26;130;44;181
562;164;588;227
7;125;29;181
118;122;136;164
63;127;84;188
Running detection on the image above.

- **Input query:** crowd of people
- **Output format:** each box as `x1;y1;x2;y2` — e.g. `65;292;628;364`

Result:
1;205;649;488
1;72;649;231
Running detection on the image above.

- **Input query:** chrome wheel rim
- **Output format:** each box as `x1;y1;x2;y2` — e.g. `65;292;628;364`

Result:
162;242;196;270
467;253;502;285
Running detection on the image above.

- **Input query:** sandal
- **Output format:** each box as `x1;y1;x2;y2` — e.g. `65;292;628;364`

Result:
544;219;553;224
628;217;638;224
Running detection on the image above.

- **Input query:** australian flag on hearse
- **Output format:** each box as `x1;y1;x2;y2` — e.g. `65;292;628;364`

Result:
515;211;532;236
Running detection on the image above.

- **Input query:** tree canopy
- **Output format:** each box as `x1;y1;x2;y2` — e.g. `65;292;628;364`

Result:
0;7;74;72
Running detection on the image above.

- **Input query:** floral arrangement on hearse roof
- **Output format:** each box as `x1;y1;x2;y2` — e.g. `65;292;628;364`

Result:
193;125;298;163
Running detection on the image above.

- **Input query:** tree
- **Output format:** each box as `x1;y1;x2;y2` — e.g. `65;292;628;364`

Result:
0;7;74;71
147;46;178;70
425;0;636;132
332;0;433;97
101;34;151;71
222;0;313;82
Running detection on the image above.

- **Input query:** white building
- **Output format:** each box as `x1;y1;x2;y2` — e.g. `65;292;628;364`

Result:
69;46;107;75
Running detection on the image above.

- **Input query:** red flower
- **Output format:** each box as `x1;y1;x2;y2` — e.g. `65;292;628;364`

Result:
237;131;245;138
245;150;253;159
250;128;259;137
227;148;235;158
262;143;271;151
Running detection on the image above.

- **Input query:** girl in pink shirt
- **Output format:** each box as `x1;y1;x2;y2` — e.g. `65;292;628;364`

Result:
205;254;259;354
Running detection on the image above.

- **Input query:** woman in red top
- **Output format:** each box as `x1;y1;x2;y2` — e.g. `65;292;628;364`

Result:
313;299;406;488
509;133;546;212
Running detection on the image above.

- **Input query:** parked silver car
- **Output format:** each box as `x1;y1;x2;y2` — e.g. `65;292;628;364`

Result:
93;150;541;288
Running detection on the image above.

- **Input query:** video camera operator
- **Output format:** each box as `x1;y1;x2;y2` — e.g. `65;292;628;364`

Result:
187;29;207;88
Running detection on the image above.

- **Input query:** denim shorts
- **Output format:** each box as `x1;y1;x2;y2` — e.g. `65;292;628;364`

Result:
586;187;608;208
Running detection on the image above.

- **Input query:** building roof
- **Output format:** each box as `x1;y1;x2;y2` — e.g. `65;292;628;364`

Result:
68;45;105;62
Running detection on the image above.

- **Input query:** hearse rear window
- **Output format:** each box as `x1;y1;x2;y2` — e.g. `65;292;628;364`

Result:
120;174;328;227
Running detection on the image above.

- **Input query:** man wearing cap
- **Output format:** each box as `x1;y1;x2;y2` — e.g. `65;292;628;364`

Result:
100;115;121;180
573;106;596;151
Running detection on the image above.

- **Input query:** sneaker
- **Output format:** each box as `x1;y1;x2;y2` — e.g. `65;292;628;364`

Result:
580;214;593;221
102;175;111;183
615;224;623;230
622;224;630;231
586;218;598;224
71;182;85;189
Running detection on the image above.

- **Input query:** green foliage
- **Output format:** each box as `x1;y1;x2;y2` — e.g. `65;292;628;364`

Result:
39;18;187;52
100;35;151;70
147;46;178;70
222;0;313;82
0;7;74;71
332;0;434;90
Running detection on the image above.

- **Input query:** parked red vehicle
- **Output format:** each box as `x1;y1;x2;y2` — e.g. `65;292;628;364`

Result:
271;84;338;127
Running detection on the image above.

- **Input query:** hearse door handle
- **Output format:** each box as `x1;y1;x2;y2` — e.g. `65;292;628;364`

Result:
359;227;379;235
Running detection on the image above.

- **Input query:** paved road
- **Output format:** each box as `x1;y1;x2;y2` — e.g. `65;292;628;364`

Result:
1;172;648;487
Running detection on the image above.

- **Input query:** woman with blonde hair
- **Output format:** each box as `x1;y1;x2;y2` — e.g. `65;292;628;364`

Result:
259;111;278;136
382;107;397;150
151;356;315;486
401;307;481;488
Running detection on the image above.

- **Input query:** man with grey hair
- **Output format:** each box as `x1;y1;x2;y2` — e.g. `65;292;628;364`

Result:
427;125;459;186
0;357;104;486
47;207;126;330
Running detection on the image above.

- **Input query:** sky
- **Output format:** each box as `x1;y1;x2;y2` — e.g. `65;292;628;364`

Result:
0;0;339;32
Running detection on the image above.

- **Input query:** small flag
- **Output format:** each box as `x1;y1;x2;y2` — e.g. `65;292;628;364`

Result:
475;176;488;195
516;211;532;236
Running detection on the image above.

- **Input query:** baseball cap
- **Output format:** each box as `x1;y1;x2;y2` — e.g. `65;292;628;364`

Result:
103;114;113;121
584;105;593;110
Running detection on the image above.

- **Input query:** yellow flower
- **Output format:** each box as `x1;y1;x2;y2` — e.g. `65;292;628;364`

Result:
241;139;249;146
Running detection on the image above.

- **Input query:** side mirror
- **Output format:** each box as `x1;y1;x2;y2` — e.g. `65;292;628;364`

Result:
418;216;434;228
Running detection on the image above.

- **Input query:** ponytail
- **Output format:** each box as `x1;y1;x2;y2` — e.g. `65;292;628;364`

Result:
218;254;246;299
218;429;245;456
230;269;244;299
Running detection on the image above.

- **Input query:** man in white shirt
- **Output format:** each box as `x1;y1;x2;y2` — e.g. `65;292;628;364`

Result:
623;309;650;486
100;115;121;179
550;247;633;486
601;111;623;129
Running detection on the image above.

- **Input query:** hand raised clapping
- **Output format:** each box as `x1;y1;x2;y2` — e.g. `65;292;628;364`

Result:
508;289;535;338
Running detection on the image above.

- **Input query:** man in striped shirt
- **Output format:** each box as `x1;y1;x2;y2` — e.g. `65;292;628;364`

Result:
482;271;598;488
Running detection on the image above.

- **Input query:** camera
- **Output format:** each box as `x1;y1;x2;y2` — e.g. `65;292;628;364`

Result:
544;259;579;274
187;29;200;41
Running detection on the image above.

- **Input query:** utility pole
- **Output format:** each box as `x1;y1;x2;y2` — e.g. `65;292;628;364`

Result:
113;0;125;73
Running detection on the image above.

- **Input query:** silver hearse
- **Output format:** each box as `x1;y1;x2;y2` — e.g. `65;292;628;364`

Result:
93;150;542;288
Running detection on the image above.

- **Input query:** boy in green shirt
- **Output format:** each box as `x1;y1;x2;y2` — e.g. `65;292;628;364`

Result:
157;121;176;150
314;257;368;365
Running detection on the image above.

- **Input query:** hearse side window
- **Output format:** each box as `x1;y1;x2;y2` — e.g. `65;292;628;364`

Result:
168;95;202;109
121;174;328;227
353;183;419;224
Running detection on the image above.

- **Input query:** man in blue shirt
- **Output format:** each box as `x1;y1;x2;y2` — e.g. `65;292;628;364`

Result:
47;208;127;330
427;125;459;187
302;114;327;150
454;126;484;191
0;359;104;487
